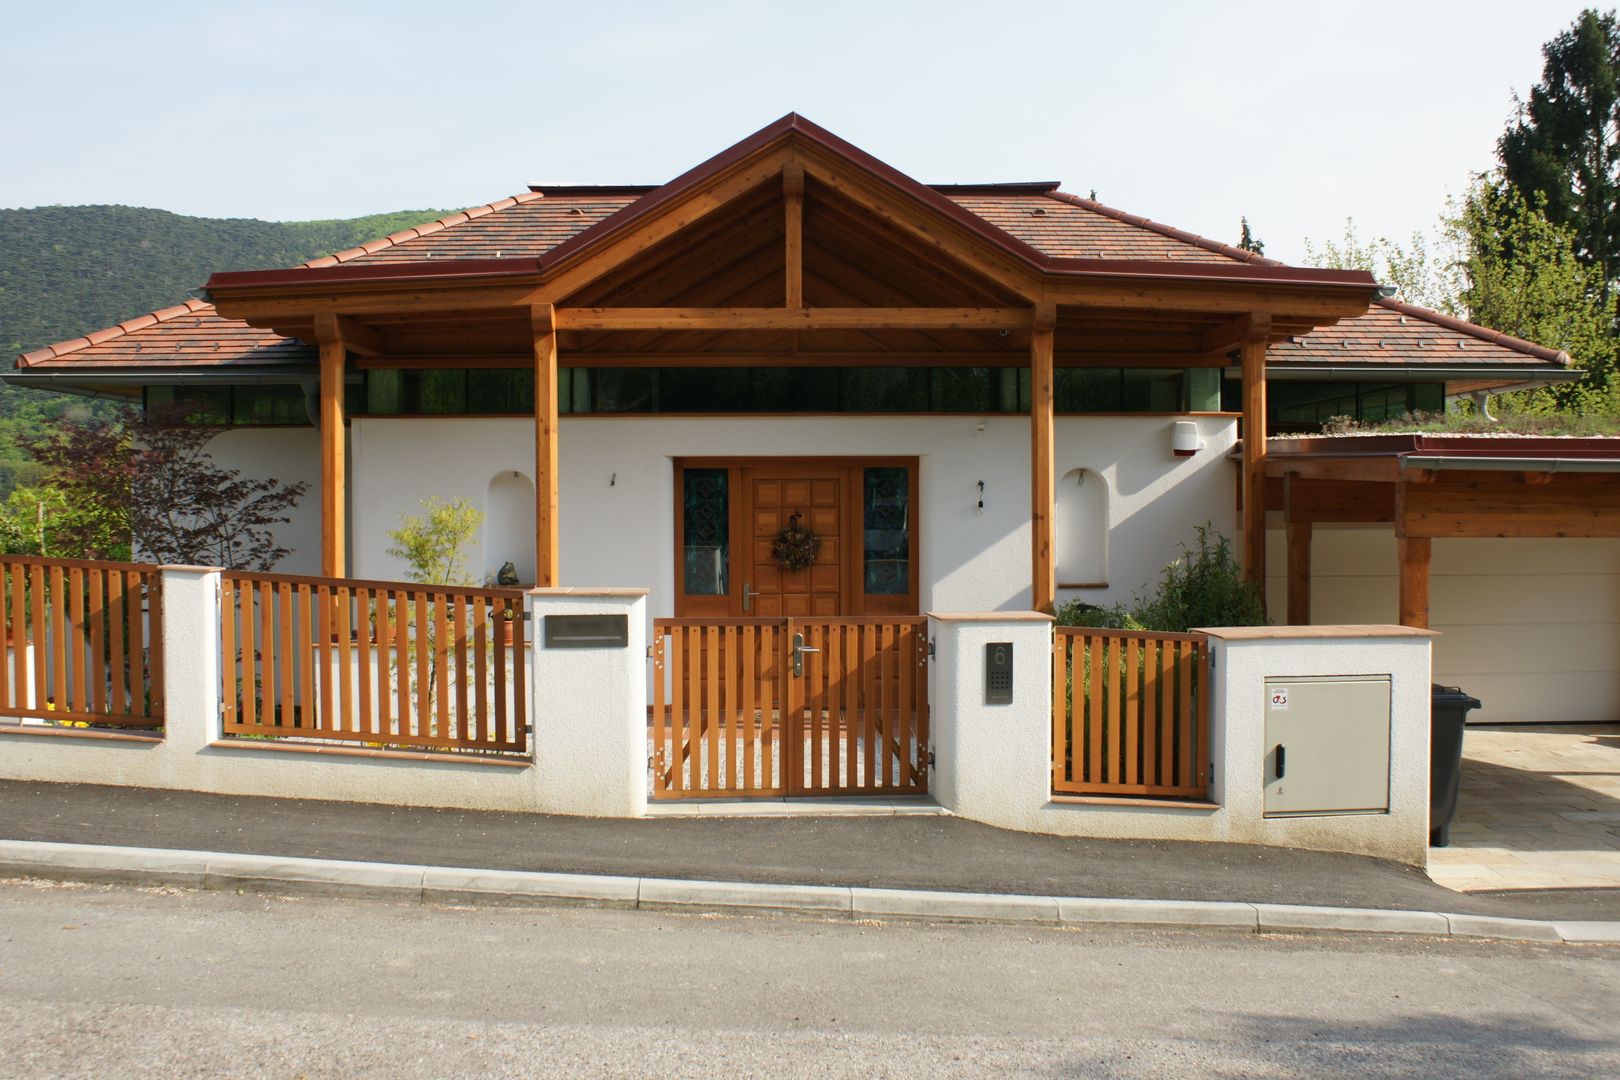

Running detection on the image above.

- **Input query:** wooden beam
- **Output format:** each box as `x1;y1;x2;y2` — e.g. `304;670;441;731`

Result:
1281;475;1396;524
311;324;347;578
1031;301;1057;613
1241;315;1271;590
784;164;804;309
1398;536;1431;629
1286;520;1312;626
356;349;1232;370
1264;455;1402;483
1398;476;1620;539
1198;314;1254;355
332;315;385;357
553;307;1032;331
1042;279;1370;320
533;304;560;588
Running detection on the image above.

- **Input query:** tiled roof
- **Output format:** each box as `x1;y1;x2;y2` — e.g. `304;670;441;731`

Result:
1269;298;1568;368
13;182;1571;380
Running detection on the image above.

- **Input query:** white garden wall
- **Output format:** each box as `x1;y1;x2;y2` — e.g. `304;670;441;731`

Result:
1266;524;1620;725
348;414;1239;618
201;427;325;575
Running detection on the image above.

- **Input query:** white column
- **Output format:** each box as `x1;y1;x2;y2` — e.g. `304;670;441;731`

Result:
160;565;222;755
527;588;648;817
928;612;1054;825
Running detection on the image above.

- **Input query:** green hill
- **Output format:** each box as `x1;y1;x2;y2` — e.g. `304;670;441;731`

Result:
0;203;449;493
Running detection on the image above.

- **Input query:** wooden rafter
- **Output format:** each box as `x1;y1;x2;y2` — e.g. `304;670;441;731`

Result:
553;307;1034;331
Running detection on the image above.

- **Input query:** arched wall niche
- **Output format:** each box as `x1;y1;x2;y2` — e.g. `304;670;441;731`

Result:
485;470;536;585
1056;467;1108;586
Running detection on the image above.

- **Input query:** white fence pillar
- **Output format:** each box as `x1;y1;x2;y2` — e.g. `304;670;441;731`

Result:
527;588;648;818
928;612;1054;824
159;565;222;756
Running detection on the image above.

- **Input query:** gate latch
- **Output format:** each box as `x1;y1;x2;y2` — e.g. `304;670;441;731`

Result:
791;632;820;677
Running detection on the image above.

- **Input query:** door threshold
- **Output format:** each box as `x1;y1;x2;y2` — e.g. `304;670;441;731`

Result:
645;795;948;818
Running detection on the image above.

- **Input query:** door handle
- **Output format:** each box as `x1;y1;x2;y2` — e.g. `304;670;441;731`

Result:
742;582;761;613
1275;744;1287;780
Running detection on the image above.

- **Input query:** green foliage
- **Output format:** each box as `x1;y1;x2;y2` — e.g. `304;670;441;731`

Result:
386;498;485;586
1303;219;1458;314
0;203;449;491
1318;408;1620;436
1498;8;1620;296
1055;525;1267;634
1447;179;1620;405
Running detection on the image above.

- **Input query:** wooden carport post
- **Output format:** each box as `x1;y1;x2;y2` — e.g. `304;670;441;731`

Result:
532;303;560;588
1030;301;1057;612
312;315;348;578
1241;315;1271;596
1398;535;1431;629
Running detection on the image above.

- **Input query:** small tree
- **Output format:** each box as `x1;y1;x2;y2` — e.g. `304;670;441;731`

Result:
129;413;308;569
386;497;484;586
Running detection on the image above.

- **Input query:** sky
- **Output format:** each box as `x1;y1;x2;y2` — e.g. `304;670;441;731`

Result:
0;0;1599;264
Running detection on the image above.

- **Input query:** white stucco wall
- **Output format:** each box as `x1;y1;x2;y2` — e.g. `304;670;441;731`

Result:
1266;524;1620;725
201;427;324;575
347;414;1238;615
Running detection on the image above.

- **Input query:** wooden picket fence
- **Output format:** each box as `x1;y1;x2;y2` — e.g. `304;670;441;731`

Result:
0;555;164;729
1052;626;1209;799
220;572;528;754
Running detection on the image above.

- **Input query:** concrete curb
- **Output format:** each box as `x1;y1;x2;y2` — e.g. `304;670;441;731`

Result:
1;839;1614;945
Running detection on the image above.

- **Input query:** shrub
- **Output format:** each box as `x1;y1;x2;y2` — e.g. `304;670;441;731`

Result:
1055;524;1267;634
386;497;484;586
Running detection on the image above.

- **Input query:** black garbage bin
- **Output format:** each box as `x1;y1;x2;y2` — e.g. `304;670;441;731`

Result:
1431;684;1482;847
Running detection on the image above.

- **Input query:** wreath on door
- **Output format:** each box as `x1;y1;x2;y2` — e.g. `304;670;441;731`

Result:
771;512;821;572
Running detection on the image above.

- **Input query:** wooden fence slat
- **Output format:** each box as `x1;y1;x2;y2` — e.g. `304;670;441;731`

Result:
29;566;46;713
489;597;506;748
146;573;163;718
88;569;106;715
125;571;144;718
297;584;315;731
451;596;467;745
107;571;126;715
9;566;27;711
510;600;526;751
670;627;686;793
67;566;85;713
357;588;373;739
1141;639;1159;788
49;565;67;712
393;591;410;736
220;578;238;727
470;601;485;744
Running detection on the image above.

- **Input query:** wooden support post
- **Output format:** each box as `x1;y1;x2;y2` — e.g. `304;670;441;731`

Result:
783;164;804;309
1398;536;1431;629
533;303;560;588
313;316;348;578
1240;315;1271;594
1286;521;1312;626
1031;301;1057;612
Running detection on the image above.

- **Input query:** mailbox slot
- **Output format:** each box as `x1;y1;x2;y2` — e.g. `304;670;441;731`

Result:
543;613;629;649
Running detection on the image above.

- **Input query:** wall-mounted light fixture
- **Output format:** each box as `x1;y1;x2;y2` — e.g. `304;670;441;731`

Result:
1171;421;1203;458
977;480;985;513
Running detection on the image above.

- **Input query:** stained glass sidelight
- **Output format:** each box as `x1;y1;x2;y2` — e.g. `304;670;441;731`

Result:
682;468;729;596
863;467;909;595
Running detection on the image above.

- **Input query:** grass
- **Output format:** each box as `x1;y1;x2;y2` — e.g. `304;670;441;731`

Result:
1299;411;1620;437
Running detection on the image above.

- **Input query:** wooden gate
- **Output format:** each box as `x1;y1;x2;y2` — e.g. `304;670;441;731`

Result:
1052;627;1210;799
650;616;928;798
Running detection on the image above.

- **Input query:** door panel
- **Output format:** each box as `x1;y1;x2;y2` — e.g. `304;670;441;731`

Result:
745;467;844;618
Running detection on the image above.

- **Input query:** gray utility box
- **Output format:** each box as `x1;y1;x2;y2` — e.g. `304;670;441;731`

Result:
1263;675;1392;817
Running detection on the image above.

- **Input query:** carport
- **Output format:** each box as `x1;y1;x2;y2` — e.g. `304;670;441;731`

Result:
1261;435;1620;889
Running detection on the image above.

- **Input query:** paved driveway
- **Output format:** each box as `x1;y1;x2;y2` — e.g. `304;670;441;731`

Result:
1429;726;1620;892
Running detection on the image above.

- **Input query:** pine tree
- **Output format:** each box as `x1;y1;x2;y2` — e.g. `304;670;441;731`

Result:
1498;8;1620;300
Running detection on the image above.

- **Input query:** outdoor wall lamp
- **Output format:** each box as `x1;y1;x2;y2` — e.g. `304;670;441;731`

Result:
977;480;985;513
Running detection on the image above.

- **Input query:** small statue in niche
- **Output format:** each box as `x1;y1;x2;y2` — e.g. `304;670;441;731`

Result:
496;561;520;586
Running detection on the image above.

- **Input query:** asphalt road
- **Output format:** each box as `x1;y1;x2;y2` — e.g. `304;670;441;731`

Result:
1;878;1617;1078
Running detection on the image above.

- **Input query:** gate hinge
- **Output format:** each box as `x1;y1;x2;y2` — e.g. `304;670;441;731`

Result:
926;639;936;658
927;747;936;769
646;645;655;659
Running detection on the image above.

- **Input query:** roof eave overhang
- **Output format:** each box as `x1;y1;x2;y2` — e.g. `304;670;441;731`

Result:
1255;363;1585;383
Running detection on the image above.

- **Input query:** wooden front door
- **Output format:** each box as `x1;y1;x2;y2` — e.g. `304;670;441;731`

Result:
674;457;919;619
743;467;844;617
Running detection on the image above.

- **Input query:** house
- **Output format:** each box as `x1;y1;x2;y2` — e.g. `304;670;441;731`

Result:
9;115;1605;723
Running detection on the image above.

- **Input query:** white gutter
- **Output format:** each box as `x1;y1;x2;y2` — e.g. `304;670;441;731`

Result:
1401;455;1620;474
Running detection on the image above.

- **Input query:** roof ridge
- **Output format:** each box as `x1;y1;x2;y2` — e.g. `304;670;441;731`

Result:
17;192;544;367
1044;190;1284;267
1371;297;1571;366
